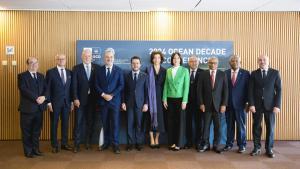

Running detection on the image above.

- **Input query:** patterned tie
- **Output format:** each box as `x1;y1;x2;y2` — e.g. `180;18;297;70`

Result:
210;70;215;88
231;71;237;86
60;68;66;85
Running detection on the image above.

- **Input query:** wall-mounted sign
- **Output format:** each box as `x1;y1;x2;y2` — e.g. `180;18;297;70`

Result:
5;46;15;55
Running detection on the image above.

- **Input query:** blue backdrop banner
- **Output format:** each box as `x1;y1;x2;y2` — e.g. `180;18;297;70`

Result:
76;40;233;145
76;40;233;70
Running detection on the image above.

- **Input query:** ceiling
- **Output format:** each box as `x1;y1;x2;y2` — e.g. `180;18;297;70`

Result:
0;0;299;11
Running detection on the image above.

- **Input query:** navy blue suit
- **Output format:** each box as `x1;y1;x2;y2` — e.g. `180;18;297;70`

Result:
72;63;100;147
95;65;124;146
225;68;250;148
18;71;48;156
123;71;148;145
46;67;72;148
248;68;281;150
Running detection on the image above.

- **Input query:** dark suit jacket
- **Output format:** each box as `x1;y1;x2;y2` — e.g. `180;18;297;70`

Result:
72;63;100;106
248;68;282;111
188;68;203;105
123;71;149;108
46;67;72;108
225;68;250;110
197;70;228;112
18;71;48;113
95;65;124;107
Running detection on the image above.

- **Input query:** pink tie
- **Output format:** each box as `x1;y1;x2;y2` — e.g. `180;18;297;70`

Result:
211;70;215;88
231;71;237;86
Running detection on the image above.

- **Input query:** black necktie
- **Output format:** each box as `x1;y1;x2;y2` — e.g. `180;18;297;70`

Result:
262;70;266;79
190;70;195;83
106;68;111;78
60;69;66;85
133;73;137;89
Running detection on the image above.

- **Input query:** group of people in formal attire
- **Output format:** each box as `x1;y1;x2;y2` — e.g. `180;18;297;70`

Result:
17;48;281;159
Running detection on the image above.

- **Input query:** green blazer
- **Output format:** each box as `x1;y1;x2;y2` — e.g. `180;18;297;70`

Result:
163;66;190;103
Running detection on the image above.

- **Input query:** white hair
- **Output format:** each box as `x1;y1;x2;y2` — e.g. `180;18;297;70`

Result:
104;48;115;56
229;55;241;62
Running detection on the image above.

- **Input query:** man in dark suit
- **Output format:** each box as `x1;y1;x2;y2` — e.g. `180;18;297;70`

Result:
95;48;124;154
197;57;228;153
122;56;148;151
18;57;48;158
46;54;73;153
249;54;281;158
223;55;250;153
186;55;203;150
72;49;100;153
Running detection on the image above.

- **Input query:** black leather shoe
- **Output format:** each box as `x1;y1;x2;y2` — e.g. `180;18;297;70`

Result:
61;144;72;151
85;144;91;150
213;146;223;154
199;144;210;153
184;143;192;149
25;153;34;158
223;145;232;151
99;144;109;151
150;144;156;149
32;149;43;156
238;147;246;153
250;148;261;156
126;145;133;151
113;146;121;154
266;149;275;158
155;144;160;149
136;144;143;151
73;146;80;153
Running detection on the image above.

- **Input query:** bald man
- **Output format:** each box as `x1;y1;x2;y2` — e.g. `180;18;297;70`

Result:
18;57;48;158
248;54;281;158
46;54;73;153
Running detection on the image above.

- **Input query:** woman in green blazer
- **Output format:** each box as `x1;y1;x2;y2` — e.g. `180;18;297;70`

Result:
163;52;190;151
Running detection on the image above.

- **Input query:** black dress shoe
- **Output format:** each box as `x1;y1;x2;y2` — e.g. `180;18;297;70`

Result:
99;144;109;151
184;143;192;149
113;146;121;154
25;153;34;158
213;146;223;154
61;144;72;151
266;149;275;158
126;145;133;151
250;148;261;156
150;144;156;149
199;145;210;153
172;146;180;151
155;144;160;149
32;150;43;156
73;146;80;153
136;144;143;151
52;147;59;153
223;145;233;151
238;147;246;153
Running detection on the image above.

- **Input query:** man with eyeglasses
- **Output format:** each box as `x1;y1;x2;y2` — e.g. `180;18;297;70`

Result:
17;57;48;158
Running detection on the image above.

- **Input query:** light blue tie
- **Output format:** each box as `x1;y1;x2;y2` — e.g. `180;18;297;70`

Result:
86;65;90;80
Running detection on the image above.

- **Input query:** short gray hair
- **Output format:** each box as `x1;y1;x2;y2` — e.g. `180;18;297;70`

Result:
229;54;241;62
104;48;115;56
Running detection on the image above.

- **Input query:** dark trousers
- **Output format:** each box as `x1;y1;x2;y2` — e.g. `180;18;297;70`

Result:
202;105;221;147
20;111;43;155
225;108;247;148
127;105;144;145
50;102;70;148
100;104;120;146
252;107;275;150
167;98;182;146
73;101;95;146
186;102;204;146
